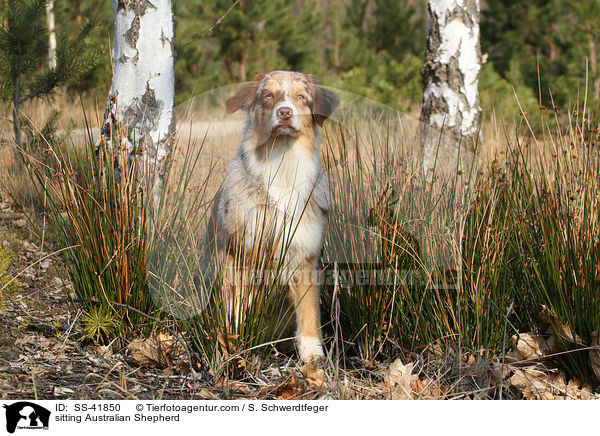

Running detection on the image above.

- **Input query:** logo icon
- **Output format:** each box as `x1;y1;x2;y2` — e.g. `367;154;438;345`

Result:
3;402;50;434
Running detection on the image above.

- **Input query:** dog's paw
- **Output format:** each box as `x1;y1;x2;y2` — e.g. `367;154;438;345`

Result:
300;356;326;388
298;337;326;388
297;335;324;363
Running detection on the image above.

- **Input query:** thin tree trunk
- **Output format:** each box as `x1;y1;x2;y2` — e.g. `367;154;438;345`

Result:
332;0;340;72
100;0;176;199
11;0;22;164
420;0;481;174
46;0;57;69
12;94;21;157
240;52;247;82
589;34;599;101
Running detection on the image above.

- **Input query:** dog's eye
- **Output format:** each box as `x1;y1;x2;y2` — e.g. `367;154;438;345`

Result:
264;93;274;100
297;94;305;100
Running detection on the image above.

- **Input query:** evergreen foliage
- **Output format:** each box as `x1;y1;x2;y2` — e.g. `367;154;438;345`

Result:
174;0;322;96
0;0;97;160
482;0;600;107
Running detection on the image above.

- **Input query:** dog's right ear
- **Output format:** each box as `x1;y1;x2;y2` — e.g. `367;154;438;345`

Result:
225;74;266;114
311;85;340;127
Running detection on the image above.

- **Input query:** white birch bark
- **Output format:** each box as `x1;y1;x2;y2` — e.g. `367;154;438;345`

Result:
46;0;57;69
100;0;175;179
421;0;481;174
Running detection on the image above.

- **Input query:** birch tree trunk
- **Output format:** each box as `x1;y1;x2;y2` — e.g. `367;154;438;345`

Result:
100;0;175;189
45;0;56;69
420;0;481;174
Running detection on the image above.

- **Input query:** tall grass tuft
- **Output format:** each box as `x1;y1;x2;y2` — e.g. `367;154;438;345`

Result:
500;111;600;383
321;97;600;387
18;92;309;373
457;107;600;384
25;116;154;334
184;226;298;379
320;107;485;363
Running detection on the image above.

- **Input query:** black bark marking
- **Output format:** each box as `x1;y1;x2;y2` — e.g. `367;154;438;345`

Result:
117;0;156;50
121;82;164;157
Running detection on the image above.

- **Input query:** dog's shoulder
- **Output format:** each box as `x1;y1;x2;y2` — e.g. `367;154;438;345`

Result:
214;151;267;221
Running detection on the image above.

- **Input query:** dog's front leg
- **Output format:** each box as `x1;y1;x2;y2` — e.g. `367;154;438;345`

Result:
220;252;240;330
289;257;324;363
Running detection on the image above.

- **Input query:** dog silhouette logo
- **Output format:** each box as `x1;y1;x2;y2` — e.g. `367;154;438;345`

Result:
3;402;50;433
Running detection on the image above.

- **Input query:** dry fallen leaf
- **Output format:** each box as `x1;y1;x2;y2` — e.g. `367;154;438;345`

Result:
197;388;219;400
540;306;584;346
506;333;558;362
567;379;595;400
96;345;114;358
461;353;477;365
53;386;74;397
411;377;445;399
423;343;446;362
590;331;600;383
275;373;305;400
210;328;239;356
127;333;183;368
510;368;555;400
481;362;511;384
384;358;418;400
219;379;250;394
510;367;597;400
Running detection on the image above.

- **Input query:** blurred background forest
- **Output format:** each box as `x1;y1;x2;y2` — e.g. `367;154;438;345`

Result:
37;0;600;119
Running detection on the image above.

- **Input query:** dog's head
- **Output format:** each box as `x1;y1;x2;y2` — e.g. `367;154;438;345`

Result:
225;71;339;138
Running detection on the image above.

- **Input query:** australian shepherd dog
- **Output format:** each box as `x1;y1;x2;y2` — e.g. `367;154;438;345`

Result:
203;71;339;365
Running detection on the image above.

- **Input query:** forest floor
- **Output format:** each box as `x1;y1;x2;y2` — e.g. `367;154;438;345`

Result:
2;197;599;401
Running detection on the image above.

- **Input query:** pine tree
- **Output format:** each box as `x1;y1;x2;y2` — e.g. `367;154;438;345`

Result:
0;0;96;163
214;0;322;81
333;0;373;72
273;0;322;75
481;0;584;107
370;0;424;60
53;0;112;93
175;0;322;92
565;0;600;100
325;0;425;109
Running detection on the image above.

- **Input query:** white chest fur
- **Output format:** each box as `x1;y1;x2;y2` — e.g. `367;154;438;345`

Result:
262;145;316;211
244;140;327;265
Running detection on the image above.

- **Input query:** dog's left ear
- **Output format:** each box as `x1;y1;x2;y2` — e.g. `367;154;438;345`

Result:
310;78;340;126
225;73;266;114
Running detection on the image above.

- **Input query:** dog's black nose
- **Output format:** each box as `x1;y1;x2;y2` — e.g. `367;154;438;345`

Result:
277;106;293;120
